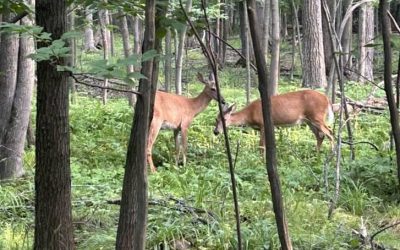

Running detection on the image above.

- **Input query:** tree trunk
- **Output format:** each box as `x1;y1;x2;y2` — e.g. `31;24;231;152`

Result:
67;5;76;104
262;0;270;59
99;8;111;104
358;2;374;83
247;0;293;249
164;27;172;92
341;0;353;69
301;0;327;88
84;7;98;51
34;0;74;248
115;0;156;248
109;13;115;57
322;0;336;76
0;12;19;144
379;0;400;186
0;11;21;179
118;11;136;105
175;0;192;94
243;0;251;104
269;0;280;95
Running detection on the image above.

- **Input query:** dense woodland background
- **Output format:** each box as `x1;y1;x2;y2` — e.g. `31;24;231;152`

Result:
1;0;400;249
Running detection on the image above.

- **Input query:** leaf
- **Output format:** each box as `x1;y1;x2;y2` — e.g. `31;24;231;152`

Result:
141;49;158;61
61;31;81;40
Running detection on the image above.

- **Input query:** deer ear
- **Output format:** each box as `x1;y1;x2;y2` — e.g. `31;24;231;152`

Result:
197;72;206;84
229;104;236;113
224;104;236;114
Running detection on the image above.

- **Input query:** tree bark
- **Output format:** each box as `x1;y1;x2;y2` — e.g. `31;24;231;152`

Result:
84;7;98;51
358;2;374;83
262;0;270;57
379;0;400;186
269;0;280;95
34;0;74;248
341;0;353;69
247;0;293;249
0;11;21;180
164;27;172;92
302;0;327;88
118;11;136;105
115;0;156;248
175;0;192;94
322;0;336;76
99;8;111;104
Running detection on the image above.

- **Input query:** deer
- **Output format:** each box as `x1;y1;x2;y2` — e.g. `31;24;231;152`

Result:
147;72;225;172
213;90;334;154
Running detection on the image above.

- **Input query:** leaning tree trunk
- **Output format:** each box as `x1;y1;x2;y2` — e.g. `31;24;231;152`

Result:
175;0;192;94
84;7;98;52
115;0;156;248
247;0;293;249
269;0;280;95
302;0;327;88
358;2;374;83
0;11;20;179
34;0;74;248
379;0;400;186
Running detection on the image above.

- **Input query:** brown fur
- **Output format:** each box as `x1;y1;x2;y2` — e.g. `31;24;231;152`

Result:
214;90;334;152
147;73;224;172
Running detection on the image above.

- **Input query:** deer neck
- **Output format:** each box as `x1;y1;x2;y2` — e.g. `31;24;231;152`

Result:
189;90;212;115
230;109;250;126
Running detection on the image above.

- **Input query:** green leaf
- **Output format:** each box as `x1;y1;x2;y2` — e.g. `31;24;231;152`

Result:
141;49;158;61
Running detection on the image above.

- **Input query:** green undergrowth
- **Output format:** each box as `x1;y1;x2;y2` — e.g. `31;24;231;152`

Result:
1;79;400;249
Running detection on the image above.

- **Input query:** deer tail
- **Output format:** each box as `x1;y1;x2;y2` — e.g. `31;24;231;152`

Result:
326;104;334;125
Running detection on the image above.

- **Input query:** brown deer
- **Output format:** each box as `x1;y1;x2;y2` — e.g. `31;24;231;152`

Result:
214;90;334;153
147;73;225;172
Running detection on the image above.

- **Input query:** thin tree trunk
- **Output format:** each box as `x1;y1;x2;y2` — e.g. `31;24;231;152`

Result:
243;0;251;104
247;0;293;249
109;13;115;57
119;11;136;105
380;0;400;186
68;6;76;104
175;0;192;94
34;0;74;248
358;2;374;83
262;0;270;57
99;8;111;104
84;7;98;51
164;27;172;92
0;12;19;144
302;0;327;88
116;0;156;248
341;0;353;70
322;0;336;76
0;8;34;180
291;0;303;70
269;0;280;95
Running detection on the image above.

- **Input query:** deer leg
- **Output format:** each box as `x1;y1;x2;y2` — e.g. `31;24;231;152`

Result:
309;121;335;152
181;128;188;166
174;129;181;166
147;119;162;172
259;128;266;158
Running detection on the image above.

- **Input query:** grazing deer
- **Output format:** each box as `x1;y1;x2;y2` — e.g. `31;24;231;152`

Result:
214;90;334;153
147;73;225;172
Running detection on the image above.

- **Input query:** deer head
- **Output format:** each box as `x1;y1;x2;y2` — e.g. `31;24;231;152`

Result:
196;72;225;105
214;104;236;135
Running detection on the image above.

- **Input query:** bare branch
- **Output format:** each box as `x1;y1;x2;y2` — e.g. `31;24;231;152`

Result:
70;74;141;95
